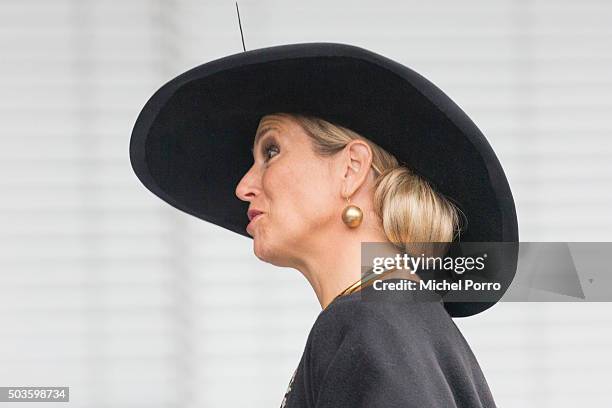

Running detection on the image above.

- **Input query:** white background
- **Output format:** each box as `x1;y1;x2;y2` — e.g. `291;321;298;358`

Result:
1;0;611;406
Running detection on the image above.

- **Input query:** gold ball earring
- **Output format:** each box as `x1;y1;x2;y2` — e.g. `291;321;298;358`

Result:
342;196;363;228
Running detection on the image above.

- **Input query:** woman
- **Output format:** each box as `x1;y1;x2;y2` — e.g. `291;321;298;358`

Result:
130;43;518;407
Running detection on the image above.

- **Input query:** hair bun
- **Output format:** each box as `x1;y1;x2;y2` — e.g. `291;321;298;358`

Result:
374;165;461;254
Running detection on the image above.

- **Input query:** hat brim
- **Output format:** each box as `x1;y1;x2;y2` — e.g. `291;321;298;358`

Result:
130;42;519;317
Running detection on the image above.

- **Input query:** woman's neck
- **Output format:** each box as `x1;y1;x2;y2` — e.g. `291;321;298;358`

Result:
295;225;408;310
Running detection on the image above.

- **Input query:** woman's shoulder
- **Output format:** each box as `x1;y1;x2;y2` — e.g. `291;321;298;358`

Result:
317;282;452;330
300;286;497;408
299;284;497;407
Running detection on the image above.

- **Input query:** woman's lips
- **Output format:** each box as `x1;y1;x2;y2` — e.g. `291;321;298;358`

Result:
246;213;264;234
247;209;263;221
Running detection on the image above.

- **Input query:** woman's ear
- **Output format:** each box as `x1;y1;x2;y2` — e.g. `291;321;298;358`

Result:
341;140;374;197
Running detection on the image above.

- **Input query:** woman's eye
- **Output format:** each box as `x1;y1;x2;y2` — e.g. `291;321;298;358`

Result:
263;143;280;162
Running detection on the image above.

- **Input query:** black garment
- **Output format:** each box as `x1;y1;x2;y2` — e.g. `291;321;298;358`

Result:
280;280;497;408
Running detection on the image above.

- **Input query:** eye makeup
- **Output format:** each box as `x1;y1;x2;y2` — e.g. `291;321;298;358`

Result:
261;136;280;162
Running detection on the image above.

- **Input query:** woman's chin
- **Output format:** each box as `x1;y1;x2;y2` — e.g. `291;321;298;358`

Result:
252;236;271;262
253;237;287;266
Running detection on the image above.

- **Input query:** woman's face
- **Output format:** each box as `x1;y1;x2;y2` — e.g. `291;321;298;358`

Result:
235;114;340;266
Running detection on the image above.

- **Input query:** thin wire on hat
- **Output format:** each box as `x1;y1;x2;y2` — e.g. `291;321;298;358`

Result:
235;2;247;52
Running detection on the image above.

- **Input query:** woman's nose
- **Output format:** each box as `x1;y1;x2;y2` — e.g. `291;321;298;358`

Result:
235;165;259;202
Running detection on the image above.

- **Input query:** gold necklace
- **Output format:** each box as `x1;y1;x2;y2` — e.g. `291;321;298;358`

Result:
332;267;398;302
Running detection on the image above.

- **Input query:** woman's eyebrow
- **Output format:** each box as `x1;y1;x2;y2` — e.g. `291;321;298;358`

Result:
251;126;277;157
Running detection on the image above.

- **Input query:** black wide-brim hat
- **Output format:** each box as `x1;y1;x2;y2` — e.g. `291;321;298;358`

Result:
130;43;519;318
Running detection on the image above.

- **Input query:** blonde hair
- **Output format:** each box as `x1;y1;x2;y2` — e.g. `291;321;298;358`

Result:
279;113;463;253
